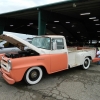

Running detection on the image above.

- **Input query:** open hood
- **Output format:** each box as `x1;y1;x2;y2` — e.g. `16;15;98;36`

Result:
0;33;42;54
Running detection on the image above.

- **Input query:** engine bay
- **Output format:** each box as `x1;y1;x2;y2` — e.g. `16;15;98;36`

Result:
5;49;40;58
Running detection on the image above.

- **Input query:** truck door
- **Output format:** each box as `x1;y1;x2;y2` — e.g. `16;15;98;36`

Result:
50;38;68;73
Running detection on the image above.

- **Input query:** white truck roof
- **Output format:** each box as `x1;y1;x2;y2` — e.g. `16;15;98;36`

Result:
35;35;64;38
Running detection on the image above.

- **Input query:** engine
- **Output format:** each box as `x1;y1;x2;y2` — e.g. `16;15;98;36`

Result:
5;49;40;58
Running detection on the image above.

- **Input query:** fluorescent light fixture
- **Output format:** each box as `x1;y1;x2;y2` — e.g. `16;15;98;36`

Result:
89;17;96;19
72;25;75;27
46;33;49;34
95;24;100;25
66;22;70;23
73;3;76;7
93;19;99;21
52;27;56;28
60;32;63;33
77;31;80;33
29;23;33;25
98;36;100;37
46;24;48;25
80;12;90;15
27;25;30;26
97;31;100;32
54;21;59;22
10;25;14;27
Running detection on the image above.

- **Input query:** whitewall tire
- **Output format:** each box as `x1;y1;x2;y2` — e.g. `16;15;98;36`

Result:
24;67;43;85
82;57;90;70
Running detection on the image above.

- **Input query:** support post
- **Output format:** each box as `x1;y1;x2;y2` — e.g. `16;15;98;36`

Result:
38;10;46;35
0;19;5;34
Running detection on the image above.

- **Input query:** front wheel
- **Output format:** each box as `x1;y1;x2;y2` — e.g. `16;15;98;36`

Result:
82;57;90;70
24;67;43;85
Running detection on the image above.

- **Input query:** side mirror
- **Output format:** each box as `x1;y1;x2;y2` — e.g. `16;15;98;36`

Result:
52;41;57;50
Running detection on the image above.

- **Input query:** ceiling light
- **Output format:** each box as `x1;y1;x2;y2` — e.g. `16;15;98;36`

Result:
29;23;33;25
46;24;48;25
97;31;100;32
27;25;30;26
73;3;76;7
46;33;49;34
52;27;56;28
93;19;99;21
89;17;96;19
54;21;59;22
72;25;75;27
66;22;70;23
95;24;100;25
10;25;14;27
98;36;100;37
60;32;63;33
77;31;80;33
80;12;90;15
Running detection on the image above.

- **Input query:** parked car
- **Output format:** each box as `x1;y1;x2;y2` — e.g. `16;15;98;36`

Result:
0;39;32;54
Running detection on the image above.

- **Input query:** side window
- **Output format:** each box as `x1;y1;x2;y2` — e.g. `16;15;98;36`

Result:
52;38;64;50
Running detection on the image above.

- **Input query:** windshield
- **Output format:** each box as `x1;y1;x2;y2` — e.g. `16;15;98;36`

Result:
32;37;51;50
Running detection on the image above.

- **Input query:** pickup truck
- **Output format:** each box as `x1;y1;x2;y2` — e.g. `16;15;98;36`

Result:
0;33;97;85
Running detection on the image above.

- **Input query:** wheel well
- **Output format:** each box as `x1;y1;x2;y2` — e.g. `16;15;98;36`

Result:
39;66;48;74
23;66;48;79
23;66;47;82
85;56;92;60
68;65;70;69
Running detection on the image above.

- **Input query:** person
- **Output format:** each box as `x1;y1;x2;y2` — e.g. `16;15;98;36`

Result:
96;48;100;65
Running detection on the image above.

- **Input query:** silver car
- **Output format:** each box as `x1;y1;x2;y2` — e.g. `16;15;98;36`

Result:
0;39;32;54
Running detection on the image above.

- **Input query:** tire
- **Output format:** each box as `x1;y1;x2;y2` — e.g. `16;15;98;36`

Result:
24;67;43;85
82;57;90;70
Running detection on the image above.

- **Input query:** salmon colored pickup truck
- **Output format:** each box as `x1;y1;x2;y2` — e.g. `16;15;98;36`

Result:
0;33;98;85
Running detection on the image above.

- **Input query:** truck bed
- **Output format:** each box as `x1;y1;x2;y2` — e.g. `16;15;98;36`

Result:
68;46;96;53
67;46;96;68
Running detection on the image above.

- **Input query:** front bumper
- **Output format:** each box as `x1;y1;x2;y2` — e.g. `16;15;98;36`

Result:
0;68;15;84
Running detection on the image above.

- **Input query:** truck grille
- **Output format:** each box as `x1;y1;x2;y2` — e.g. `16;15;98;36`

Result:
1;60;8;71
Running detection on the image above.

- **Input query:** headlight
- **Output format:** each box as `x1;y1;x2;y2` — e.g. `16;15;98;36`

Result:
8;60;12;70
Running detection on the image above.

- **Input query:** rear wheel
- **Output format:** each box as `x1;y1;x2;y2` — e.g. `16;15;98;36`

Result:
24;67;43;85
82;57;90;70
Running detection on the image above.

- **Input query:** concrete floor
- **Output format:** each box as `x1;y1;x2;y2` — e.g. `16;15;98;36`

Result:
0;63;100;100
